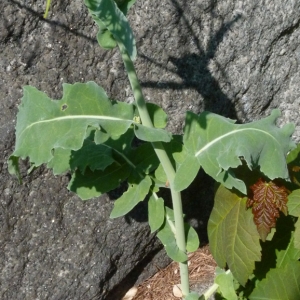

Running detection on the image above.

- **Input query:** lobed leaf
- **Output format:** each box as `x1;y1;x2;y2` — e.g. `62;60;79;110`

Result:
174;110;295;193
249;261;300;300
208;185;261;286
9;82;171;183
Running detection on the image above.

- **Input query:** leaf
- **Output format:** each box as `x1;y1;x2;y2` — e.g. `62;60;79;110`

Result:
110;175;152;218
84;0;137;60
68;162;131;200
287;189;300;249
185;222;200;253
287;189;300;217
276;232;300;268
9;82;133;169
249;261;300;300
47;147;72;175
287;144;300;186
148;194;165;233
247;179;289;242
174;109;295;193
137;103;168;129
156;207;199;262
215;268;238;300
156;209;187;262
128;142;160;174
174;154;200;192
9;82;170;180
208;185;261;286
185;292;201;300
134;124;172;142
294;220;300;250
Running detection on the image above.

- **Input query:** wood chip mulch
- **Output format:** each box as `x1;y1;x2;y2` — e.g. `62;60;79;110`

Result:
132;245;217;300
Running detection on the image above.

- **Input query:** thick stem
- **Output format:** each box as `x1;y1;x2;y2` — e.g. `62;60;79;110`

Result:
119;44;190;298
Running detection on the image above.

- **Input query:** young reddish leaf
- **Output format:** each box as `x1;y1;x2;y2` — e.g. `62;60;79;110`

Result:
247;179;289;242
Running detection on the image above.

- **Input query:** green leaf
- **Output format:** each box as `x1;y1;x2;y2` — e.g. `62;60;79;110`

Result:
174;154;200;192
47;147;72;175
175;109;295;193
287;190;300;250
84;0;137;60
156;207;187;262
156;207;199;262
249;261;300;300
185;292;201;300
148;194;165;233
110;175;152;218
8;155;22;183
134;124;172;142
185;222;200;253
294;220;300;250
208;185;261;286
128;142;160;174
9;82;169;179
215;268;238;300
137;103;168;129
68;162;130;200
287;189;300;217
154;135;184;187
276;232;300;268
9;82;133;168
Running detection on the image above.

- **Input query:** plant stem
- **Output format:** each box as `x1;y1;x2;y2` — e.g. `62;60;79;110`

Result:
43;0;52;18
119;44;190;298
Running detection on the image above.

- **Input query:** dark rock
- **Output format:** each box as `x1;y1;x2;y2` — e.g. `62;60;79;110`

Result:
1;0;300;299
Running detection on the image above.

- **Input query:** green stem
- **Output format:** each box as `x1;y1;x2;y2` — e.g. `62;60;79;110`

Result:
119;44;190;298
43;0;52;18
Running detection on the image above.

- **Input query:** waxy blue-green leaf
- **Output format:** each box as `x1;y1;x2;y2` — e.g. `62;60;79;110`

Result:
249;261;300;300
85;0;137;60
134;124;172;142
9;82;170;180
148;195;165;233
134;103;168;129
69;162;131;200
208;185;261;286
9;82;133;171
174;109;295;194
110;175;152;218
157;207;199;262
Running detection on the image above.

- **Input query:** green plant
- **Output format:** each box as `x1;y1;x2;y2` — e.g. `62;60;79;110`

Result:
8;0;300;299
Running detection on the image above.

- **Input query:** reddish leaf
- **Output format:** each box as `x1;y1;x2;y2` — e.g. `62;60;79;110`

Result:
247;179;289;242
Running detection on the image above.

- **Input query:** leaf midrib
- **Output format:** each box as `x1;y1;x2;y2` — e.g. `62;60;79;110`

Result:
18;115;135;139
195;128;278;157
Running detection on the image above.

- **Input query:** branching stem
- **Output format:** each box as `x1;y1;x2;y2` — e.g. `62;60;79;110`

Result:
119;43;190;298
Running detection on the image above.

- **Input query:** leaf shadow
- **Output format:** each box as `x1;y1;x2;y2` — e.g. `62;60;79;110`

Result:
140;0;243;119
254;214;295;279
